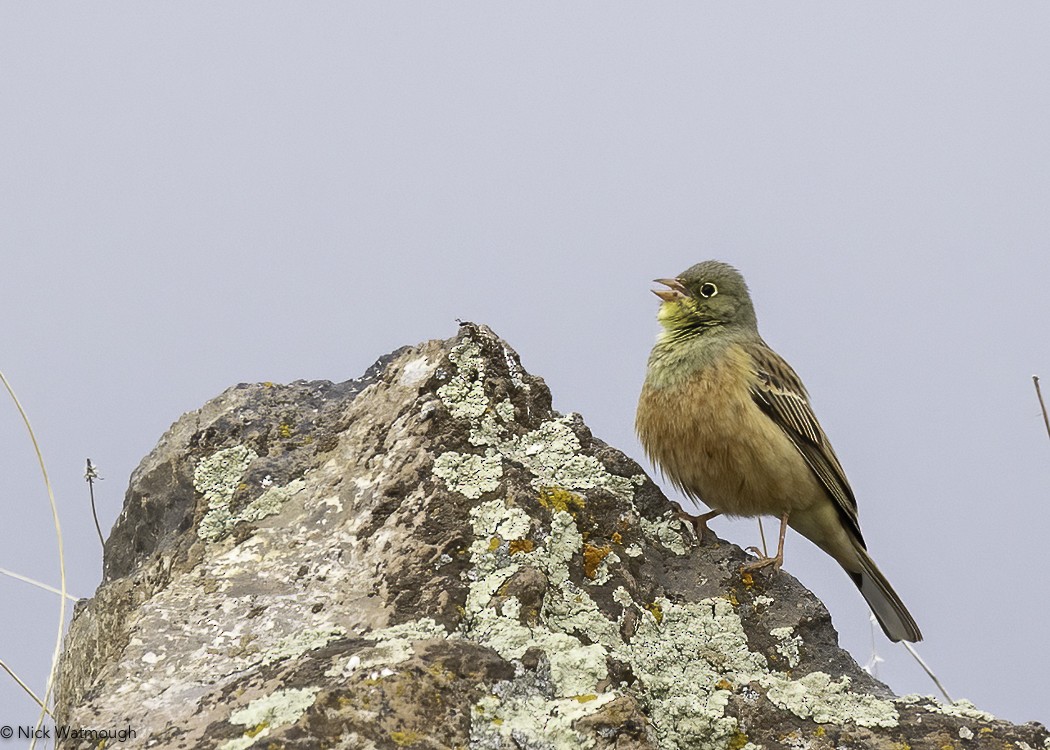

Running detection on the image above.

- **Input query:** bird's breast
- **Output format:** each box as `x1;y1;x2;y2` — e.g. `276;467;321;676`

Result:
636;343;822;517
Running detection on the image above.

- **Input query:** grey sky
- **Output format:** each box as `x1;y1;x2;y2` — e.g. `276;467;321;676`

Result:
2;3;1048;728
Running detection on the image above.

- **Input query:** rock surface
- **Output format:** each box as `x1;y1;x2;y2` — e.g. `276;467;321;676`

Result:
57;323;1047;750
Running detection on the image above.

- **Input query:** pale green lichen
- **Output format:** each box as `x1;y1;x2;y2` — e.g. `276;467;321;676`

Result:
470;498;532;544
375;617;449;641
194;446;258;541
463;498;616;698
612;586;634;608
242;479;306;524
616;597;765;750
195;447;305;542
765;672;897;728
438;376;490;422
325;618;448;678
495;399;515;421
612;596;900;748
434;332;644;504
471;690;616;750
220;687;320;750
770;626;802;669
432;450;503;499
897;693;997;723
462;495;618;747
926;698;996;722
260;625;346;667
509;417;642;500
639;514;689;556
436;414;645;500
438;339;489;418
500;596;521;619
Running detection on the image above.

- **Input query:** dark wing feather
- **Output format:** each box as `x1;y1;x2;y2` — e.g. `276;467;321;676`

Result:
743;339;864;545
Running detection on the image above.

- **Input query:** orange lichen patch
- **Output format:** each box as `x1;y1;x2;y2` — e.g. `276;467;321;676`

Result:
582;544;611;579
508;539;534;555
715;678;733;691
537;487;586;515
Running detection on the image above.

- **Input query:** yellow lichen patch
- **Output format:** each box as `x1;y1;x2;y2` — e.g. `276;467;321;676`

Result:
610;531;623;544
537;487;586;515
815;726;826;737
487;537;501;552
390;730;421;746
278;423;293;438
715;678;733;691
724;591;739;607
263;382;274;388
426;662;453;680
727;731;750;750
574;694;598;703
740;571;754;587
246;723;269;738
646;601;664;624
582;544;611;579
508;539;534;555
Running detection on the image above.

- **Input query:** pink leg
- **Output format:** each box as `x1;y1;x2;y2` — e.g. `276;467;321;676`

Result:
741;513;789;574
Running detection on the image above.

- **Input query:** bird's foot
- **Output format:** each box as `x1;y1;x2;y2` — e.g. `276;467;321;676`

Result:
675;506;721;544
741;546;783;574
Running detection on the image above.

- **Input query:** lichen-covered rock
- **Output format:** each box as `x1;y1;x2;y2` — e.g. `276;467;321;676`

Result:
56;323;1049;750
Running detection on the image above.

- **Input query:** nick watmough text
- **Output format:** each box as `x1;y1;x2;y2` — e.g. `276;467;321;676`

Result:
1;725;137;742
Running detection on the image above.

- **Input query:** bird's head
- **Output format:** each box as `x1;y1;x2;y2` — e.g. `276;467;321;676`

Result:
653;260;758;336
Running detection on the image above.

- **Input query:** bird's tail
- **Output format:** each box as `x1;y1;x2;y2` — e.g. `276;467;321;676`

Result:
848;541;923;643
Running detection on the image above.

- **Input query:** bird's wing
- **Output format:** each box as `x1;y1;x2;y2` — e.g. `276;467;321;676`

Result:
742;339;863;543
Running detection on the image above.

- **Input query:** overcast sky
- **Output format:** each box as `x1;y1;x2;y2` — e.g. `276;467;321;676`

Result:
2;3;1048;729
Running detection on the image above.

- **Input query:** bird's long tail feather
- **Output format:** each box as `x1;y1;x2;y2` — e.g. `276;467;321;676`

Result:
849;543;922;643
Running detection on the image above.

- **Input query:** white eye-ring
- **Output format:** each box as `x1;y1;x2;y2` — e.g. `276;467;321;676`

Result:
699;282;718;298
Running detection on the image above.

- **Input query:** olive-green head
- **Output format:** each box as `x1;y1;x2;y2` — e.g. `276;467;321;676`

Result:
652;260;758;336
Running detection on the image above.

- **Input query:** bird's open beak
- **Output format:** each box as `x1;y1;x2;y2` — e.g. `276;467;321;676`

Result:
652;278;689;302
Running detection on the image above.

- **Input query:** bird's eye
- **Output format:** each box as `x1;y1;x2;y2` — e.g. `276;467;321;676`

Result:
699;282;718;298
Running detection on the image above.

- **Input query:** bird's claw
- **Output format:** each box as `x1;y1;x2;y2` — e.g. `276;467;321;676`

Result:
674;506;720;544
741;546;783;575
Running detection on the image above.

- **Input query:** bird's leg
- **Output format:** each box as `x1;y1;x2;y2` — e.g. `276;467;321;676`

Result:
741;513;789;574
675;506;721;543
